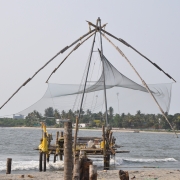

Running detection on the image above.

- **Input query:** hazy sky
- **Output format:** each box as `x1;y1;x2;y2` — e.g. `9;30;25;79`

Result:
0;1;180;116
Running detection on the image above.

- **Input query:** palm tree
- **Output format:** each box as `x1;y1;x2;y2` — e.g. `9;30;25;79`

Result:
54;109;61;119
44;107;54;117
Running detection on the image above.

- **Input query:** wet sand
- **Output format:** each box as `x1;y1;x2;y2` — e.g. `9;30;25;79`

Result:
1;169;180;180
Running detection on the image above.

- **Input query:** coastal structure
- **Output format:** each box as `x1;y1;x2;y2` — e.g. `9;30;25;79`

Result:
0;17;178;179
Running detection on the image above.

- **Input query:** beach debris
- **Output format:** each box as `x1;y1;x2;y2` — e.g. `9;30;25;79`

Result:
27;174;34;178
131;176;136;179
19;175;24;178
132;171;139;173
119;170;129;180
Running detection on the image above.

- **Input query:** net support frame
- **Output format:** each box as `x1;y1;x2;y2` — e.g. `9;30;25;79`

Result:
102;33;178;138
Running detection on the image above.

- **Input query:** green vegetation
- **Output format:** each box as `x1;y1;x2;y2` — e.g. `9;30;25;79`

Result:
0;107;180;130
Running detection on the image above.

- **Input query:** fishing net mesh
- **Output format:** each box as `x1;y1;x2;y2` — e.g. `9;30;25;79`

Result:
18;54;172;117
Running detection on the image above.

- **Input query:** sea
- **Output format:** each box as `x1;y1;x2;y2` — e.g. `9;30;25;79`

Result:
0;127;179;174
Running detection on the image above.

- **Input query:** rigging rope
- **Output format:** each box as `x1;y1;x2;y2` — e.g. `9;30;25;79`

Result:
86;20;176;82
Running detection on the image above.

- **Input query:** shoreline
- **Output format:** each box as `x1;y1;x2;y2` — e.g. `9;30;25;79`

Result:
1;169;180;180
2;126;179;135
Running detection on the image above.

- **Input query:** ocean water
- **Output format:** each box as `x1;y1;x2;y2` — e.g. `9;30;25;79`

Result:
0;127;179;174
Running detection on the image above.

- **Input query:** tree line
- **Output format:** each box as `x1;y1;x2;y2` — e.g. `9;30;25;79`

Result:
0;107;180;130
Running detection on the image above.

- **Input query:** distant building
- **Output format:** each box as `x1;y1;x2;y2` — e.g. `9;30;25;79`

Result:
13;114;24;120
73;123;89;128
56;119;60;124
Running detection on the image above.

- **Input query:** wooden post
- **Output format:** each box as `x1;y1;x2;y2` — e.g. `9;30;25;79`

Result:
53;154;56;163
102;125;107;170
60;131;63;161
89;165;97;180
73;157;80;180
73;117;79;158
109;131;113;146
39;152;42;172
81;159;92;179
64;121;73;180
44;153;46;172
6;158;12;174
47;154;50;163
56;131;59;145
105;154;110;170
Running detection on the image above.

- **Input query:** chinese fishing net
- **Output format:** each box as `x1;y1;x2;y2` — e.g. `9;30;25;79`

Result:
17;53;172;118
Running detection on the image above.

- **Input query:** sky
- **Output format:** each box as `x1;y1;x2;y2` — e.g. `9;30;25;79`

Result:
0;1;180;117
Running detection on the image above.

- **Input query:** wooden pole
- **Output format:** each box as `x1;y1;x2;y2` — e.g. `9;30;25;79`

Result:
0;28;97;110
6;158;12;174
39;152;42;172
60;131;64;161
53;154;56;163
109;131;113;147
73;157;80;180
73;116;79;157
106;154;110;170
56;131;59;145
64;121;73;180
46;31;96;83
60;131;63;137
73;25;98;161
102;125;107;170
89;165;97;180
98;17;108;126
44;153;46;172
47;154;50;163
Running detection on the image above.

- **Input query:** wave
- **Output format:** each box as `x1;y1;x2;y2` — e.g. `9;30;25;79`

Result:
0;160;64;171
121;158;177;163
0;158;177;171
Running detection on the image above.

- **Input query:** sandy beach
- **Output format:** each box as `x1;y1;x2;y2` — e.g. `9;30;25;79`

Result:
1;169;180;180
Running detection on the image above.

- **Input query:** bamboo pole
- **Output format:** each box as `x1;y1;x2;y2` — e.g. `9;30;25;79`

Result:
98;17;108;126
102;125;106;170
64;121;73;180
73;24;98;166
46;31;96;83
0;29;96;110
102;34;178;138
56;131;59;145
73;116;79;159
86;20;176;82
